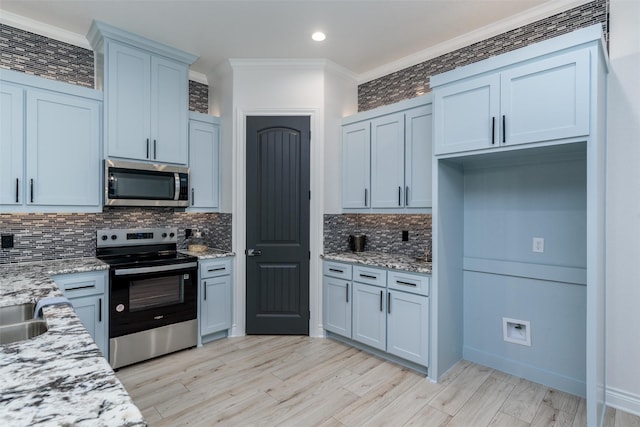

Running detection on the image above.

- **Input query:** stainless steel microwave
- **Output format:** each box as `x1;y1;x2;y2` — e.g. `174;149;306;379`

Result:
105;160;190;207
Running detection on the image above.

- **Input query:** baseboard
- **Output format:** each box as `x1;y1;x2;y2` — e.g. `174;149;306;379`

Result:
464;346;586;397
606;386;640;417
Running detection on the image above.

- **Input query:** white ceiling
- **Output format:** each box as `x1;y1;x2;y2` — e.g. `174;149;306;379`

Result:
0;0;589;83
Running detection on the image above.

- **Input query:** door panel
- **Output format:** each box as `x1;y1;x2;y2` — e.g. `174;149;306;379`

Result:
371;113;404;208
246;116;310;335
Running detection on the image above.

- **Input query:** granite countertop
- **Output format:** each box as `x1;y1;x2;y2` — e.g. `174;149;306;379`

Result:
0;258;146;426
179;248;235;259
322;251;432;274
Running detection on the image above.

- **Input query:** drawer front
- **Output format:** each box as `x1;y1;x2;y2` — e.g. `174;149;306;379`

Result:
353;265;386;288
199;258;232;279
388;271;429;296
54;272;107;298
323;261;352;280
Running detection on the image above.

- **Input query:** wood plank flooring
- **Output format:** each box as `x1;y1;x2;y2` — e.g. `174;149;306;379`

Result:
116;336;639;426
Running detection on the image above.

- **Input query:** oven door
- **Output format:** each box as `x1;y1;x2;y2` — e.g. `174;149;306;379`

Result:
109;263;198;338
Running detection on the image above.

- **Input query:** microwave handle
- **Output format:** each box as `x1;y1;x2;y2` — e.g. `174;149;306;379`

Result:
174;173;181;201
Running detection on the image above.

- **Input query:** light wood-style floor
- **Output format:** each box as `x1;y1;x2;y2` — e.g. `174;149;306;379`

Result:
116;336;639;427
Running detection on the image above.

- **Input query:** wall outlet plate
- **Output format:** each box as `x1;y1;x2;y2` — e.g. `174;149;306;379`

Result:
402;230;409;241
1;234;14;249
532;237;544;253
503;317;531;346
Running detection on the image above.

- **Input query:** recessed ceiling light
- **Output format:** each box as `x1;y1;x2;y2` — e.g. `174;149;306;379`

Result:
311;31;326;42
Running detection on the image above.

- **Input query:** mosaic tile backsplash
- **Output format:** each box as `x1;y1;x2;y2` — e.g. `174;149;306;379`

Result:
0;23;209;113
358;0;608;111
0;210;232;264
324;214;432;260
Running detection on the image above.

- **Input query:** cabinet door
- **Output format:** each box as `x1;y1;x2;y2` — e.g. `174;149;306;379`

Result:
323;276;351;338
434;74;500;155
201;275;232;336
387;290;429;366
405;105;432;208
0;83;24;206
25;89;101;207
106;41;151;161
151;56;188;164
189;120;220;209
352;282;386;351
500;49;590;146
342;121;370;208
68;294;108;357
371;113;405;208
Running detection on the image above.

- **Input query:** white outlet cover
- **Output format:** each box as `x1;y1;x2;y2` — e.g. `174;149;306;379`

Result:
532;237;544;253
503;317;531;346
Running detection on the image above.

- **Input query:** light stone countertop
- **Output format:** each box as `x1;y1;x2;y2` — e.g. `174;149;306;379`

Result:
179;248;235;260
322;251;432;274
0;258;146;426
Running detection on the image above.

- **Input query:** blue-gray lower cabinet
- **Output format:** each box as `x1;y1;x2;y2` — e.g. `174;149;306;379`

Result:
323;260;430;369
53;271;109;357
199;257;233;344
352;281;386;351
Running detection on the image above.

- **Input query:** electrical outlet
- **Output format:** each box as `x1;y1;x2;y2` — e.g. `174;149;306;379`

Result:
1;234;14;249
532;237;544;253
185;228;192;238
402;230;409;241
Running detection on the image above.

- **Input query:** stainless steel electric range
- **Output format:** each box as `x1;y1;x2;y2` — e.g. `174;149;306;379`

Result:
96;227;198;369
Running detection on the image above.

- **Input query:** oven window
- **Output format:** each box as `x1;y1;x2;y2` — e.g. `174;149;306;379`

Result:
130;275;184;311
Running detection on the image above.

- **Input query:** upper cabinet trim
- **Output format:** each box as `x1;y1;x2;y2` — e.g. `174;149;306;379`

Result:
430;24;607;89
87;20;198;65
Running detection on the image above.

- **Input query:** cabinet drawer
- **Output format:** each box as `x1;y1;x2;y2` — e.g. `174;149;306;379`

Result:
323;261;352;280
353;266;386;287
199;258;231;279
388;271;429;296
54;272;106;298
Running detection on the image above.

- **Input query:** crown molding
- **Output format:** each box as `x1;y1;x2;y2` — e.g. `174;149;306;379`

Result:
188;70;209;85
357;0;592;84
0;9;91;49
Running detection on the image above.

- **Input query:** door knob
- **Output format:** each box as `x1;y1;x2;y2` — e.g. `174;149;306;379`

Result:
246;249;262;257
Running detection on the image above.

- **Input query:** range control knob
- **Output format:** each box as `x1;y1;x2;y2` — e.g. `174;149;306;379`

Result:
101;235;108;241
162;233;168;238
111;234;117;240
169;232;175;238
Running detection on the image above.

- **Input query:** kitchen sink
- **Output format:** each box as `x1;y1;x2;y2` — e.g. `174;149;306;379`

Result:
0;319;48;345
0;303;35;325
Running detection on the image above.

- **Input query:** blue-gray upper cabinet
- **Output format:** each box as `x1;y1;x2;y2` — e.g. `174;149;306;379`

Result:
88;20;198;165
188;112;220;211
0;70;102;213
433;48;590;155
342;95;432;211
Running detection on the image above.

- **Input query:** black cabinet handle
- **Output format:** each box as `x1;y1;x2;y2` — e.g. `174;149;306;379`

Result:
98;298;102;322
346;283;349;303
398;186;401;206
154;139;157;159
208;267;225;272
379;290;383;312
329;268;344;273
146;138;150;158
30;179;34;203
15;178;19;203
364;188;368;207
502;115;506;143
405;186;409;206
191;188;195;206
388;292;391;314
204;283;207;300
360;274;376;279
491;117;495;145
396;280;417;287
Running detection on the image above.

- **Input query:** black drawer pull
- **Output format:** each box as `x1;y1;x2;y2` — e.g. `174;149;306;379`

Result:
65;284;96;292
360;274;377;279
396;280;417;287
207;267;226;272
329;268;344;273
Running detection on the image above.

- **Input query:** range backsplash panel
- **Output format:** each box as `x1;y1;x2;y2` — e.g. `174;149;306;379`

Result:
358;0;608;111
324;214;432;259
0;211;232;264
0;23;209;113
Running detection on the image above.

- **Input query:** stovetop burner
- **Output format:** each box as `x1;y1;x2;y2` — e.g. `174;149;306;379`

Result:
96;227;197;268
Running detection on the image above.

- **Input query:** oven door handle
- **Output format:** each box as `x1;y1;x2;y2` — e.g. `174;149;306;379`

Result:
113;262;198;276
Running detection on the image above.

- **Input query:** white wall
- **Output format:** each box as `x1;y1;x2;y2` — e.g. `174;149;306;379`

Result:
210;60;356;336
605;0;640;415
